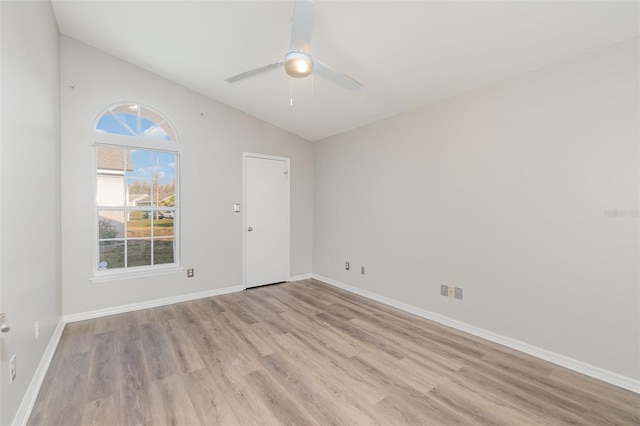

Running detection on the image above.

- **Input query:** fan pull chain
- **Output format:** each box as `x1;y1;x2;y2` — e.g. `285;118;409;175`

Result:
289;78;294;106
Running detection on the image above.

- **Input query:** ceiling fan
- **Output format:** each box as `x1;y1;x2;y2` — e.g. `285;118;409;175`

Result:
225;0;363;90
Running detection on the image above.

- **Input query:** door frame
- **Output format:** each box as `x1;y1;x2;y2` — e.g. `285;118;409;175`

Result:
242;152;291;289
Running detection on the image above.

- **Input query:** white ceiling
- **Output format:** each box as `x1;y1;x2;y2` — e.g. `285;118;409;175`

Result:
51;1;639;141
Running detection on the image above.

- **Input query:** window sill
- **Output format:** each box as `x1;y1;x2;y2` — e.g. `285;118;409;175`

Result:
90;265;183;283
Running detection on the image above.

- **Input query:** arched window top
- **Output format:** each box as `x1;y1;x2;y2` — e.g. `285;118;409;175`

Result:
95;103;177;142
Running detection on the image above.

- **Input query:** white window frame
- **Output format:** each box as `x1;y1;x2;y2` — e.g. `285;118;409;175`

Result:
91;105;181;283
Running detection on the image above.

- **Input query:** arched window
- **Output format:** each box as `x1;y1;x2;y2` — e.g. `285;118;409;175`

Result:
93;103;180;280
95;103;177;141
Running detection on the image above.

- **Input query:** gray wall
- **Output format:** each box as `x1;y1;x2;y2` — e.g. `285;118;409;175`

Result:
313;39;639;379
0;1;62;424
60;36;314;315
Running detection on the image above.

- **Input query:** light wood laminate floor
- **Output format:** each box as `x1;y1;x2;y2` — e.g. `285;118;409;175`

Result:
29;279;639;425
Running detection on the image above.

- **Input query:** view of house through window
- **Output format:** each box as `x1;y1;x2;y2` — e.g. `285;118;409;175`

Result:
95;103;179;273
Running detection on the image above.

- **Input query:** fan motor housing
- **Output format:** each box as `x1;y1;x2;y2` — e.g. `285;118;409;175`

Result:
284;51;313;78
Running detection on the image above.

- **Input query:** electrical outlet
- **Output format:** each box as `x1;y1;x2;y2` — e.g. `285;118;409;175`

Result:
455;287;463;300
440;285;448;296
360;266;365;275
345;261;350;270
448;286;455;298
35;320;39;339
9;355;16;384
187;268;194;278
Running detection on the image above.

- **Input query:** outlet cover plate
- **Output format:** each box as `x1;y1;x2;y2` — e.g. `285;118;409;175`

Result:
455;287;463;300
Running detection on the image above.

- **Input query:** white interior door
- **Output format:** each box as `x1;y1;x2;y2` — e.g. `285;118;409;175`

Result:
244;154;290;288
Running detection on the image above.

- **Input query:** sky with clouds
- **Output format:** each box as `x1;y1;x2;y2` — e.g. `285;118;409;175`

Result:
129;150;176;185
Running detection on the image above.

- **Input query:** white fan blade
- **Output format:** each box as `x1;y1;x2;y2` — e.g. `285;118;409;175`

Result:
290;0;314;54
314;60;364;90
225;62;284;83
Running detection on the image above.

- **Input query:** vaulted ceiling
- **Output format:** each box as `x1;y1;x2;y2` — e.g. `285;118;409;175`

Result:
51;1;639;141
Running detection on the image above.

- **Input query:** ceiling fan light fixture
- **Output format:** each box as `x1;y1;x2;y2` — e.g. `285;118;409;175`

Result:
225;1;362;90
284;51;313;78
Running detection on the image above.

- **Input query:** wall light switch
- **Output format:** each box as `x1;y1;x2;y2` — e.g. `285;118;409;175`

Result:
234;204;240;212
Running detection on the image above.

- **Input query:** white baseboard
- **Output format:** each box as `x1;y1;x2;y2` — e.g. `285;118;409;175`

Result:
311;274;640;394
16;275;637;426
64;285;244;323
13;318;66;426
289;273;312;281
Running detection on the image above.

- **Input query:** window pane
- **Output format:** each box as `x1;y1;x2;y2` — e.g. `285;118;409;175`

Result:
154;238;175;265
141;120;171;141
139;106;176;140
96;114;135;137
139;107;165;129
138;106;175;140
128;239;151;267
153;151;177;206
127;178;151;207
154;213;174;237
105;106;139;136
96;146;134;207
129;151;155;205
159;122;177;142
99;240;125;269
110;104;139;116
97;145;127;172
97;175;125;206
127;211;151;238
98;211;125;239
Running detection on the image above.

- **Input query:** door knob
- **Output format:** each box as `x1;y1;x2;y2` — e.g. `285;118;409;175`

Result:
247;227;253;232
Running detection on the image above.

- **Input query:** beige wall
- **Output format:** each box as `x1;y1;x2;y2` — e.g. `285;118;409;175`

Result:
0;1;62;424
313;39;639;379
60;36;314;315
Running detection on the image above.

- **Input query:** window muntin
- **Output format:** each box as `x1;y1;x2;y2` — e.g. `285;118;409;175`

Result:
94;103;179;276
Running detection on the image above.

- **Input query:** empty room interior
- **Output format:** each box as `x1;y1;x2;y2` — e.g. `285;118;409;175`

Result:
1;0;639;424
